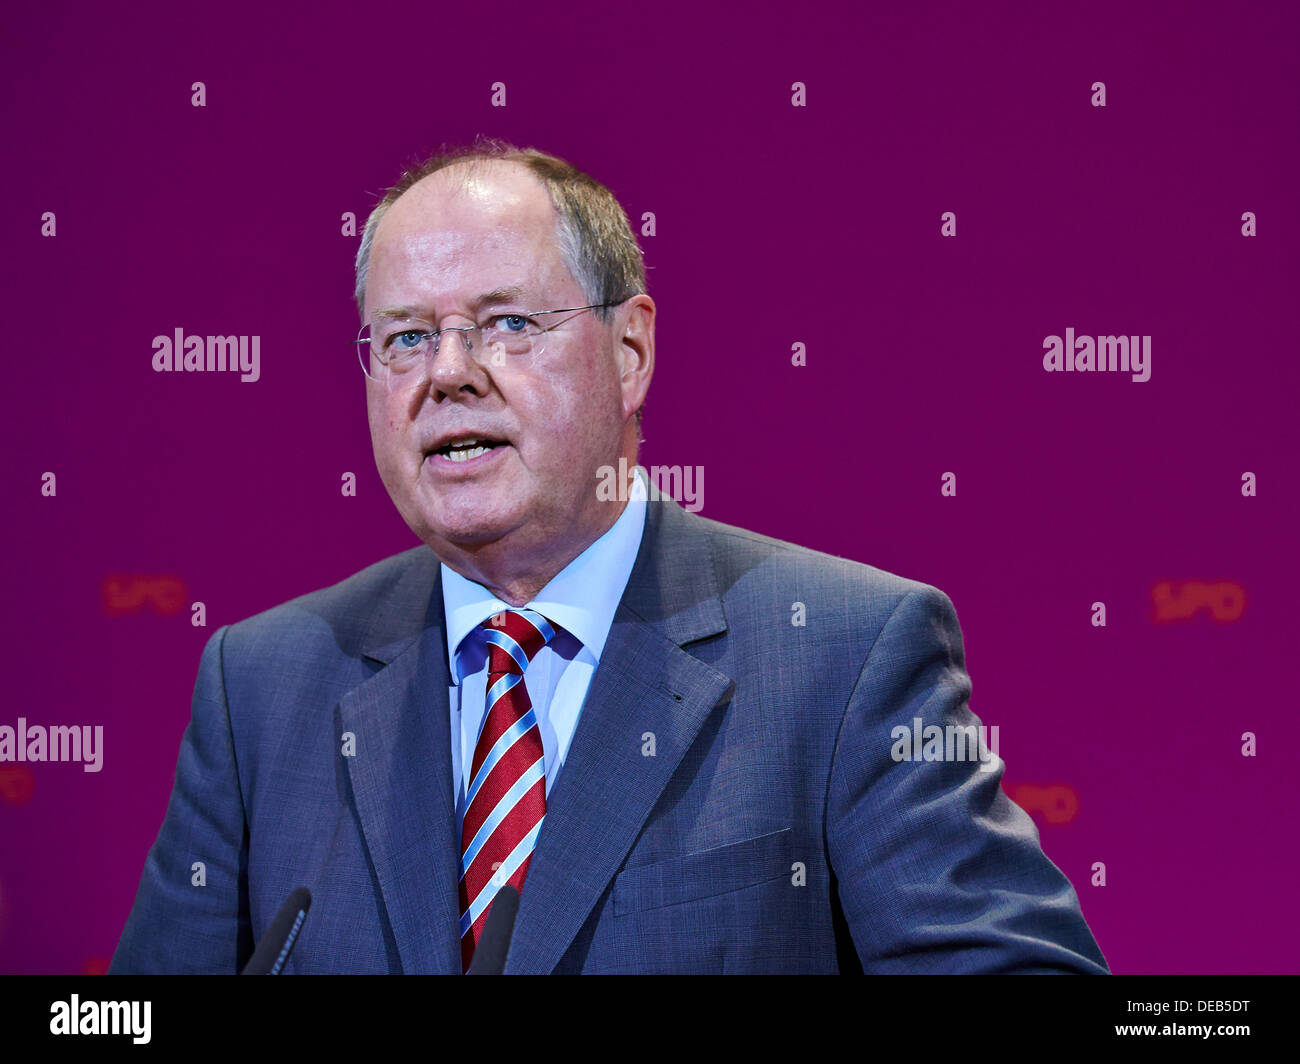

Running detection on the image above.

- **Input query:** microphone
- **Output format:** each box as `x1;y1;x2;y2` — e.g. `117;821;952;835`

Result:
466;885;519;975
241;887;312;975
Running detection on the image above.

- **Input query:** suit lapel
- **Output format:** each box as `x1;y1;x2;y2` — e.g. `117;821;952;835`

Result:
505;500;732;974
339;547;462;974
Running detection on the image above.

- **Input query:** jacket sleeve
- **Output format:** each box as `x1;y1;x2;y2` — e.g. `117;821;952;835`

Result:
826;587;1109;973
109;625;253;974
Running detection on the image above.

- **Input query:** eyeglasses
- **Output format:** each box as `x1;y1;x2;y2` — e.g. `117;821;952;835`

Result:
352;297;632;382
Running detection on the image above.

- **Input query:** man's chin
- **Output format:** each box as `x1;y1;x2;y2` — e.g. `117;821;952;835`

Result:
416;504;527;553
411;457;526;535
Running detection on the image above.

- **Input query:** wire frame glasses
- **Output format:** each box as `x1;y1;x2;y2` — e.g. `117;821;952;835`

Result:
352;298;632;382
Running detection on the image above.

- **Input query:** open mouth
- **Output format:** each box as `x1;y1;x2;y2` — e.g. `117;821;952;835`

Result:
428;437;507;464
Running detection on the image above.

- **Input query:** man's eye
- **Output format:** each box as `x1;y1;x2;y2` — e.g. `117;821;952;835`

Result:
491;314;531;333
388;329;429;351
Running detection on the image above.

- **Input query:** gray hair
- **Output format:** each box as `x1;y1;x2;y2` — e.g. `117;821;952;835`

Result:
353;136;646;322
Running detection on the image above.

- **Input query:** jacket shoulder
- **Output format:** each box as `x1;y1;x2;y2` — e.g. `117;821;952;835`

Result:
685;508;944;611
221;544;436;658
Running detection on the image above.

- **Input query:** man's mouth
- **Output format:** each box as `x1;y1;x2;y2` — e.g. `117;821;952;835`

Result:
427;436;508;465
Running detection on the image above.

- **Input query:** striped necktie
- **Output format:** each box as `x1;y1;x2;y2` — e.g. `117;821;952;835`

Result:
458;607;557;972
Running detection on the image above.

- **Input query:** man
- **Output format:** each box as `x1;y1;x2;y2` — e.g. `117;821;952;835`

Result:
111;139;1108;974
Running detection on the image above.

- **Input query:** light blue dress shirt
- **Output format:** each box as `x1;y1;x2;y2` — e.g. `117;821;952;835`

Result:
442;488;647;821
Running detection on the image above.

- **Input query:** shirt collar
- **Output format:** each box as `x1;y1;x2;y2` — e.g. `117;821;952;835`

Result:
441;488;647;679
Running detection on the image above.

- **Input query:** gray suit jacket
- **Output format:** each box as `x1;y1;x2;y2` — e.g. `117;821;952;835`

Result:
110;498;1108;973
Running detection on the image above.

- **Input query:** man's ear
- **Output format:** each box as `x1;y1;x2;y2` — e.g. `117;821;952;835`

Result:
618;294;655;421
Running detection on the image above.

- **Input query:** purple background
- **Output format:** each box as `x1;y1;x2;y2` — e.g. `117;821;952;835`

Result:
2;0;1296;974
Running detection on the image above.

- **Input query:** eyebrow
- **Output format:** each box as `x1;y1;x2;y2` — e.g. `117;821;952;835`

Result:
371;287;531;322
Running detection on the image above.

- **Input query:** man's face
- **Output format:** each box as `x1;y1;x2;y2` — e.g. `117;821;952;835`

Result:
363;161;640;578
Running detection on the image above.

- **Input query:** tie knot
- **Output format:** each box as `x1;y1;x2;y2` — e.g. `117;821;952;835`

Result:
479;608;557;676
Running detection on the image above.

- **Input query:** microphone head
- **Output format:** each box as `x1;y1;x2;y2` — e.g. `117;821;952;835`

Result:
466;885;520;976
241;887;313;975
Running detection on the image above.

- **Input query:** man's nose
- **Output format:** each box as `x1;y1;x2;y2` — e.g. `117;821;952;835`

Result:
425;325;488;398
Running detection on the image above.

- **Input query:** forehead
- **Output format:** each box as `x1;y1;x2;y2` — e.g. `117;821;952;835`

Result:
366;161;573;315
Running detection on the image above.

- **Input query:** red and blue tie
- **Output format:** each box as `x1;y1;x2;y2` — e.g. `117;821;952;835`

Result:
458;608;557;971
